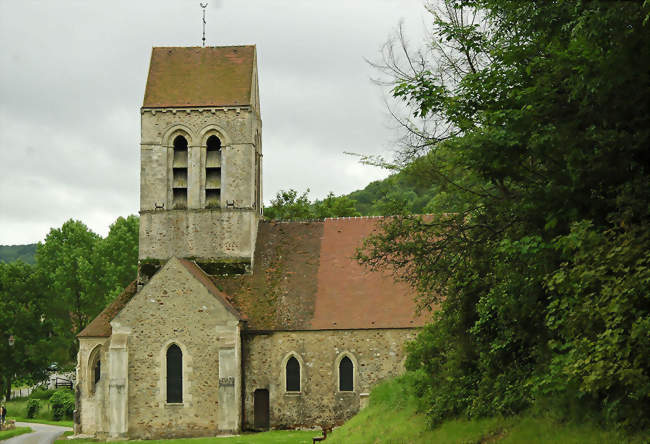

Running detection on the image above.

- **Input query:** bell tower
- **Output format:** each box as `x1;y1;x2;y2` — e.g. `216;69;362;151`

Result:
138;46;262;277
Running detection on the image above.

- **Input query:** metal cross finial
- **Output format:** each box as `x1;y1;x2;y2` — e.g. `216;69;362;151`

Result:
200;3;208;47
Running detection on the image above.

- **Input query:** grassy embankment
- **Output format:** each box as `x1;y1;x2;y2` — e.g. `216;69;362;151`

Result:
40;377;650;444
326;377;649;444
5;397;74;428
0;427;32;440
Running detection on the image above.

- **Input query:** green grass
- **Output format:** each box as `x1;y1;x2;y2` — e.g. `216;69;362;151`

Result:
56;430;317;444
5;397;74;428
498;415;648;444
0;427;32;441
11;417;74;428
326;377;649;444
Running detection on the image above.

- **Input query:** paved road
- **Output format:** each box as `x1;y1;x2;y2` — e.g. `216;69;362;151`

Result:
3;422;72;444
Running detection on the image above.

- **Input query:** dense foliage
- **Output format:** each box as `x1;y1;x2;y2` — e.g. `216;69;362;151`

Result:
263;164;477;220
26;398;41;418
264;189;360;220
358;0;650;431
0;261;52;401
49;388;75;420
0;216;139;399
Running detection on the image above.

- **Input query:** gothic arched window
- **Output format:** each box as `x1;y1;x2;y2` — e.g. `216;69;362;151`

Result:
89;347;101;394
286;356;300;392
94;358;101;385
166;344;183;403
172;135;188;209
205;135;222;208
339;356;354;391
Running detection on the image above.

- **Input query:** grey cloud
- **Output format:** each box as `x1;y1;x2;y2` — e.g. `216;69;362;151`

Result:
0;0;428;244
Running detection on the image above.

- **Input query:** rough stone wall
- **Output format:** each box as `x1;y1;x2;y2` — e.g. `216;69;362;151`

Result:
139;106;261;262
111;258;242;439
139;210;257;263
76;337;111;436
140;108;258;210
242;328;417;429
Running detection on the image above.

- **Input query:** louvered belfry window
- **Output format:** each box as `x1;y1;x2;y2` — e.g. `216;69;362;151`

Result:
205;135;222;208
286;356;300;392
172;136;188;209
166;344;183;403
339;356;353;391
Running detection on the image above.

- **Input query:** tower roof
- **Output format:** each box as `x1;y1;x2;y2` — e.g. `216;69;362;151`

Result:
142;45;255;108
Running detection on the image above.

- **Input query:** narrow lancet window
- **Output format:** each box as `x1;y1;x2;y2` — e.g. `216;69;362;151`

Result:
94;359;101;385
286;356;300;392
172;135;188;209
205;135;221;208
166;344;183;403
89;348;101;394
339;356;353;391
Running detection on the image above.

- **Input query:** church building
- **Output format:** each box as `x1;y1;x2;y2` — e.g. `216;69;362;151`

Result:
74;45;426;439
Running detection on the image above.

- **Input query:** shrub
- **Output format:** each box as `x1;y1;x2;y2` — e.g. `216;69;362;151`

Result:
49;389;75;420
26;398;41;418
29;386;56;400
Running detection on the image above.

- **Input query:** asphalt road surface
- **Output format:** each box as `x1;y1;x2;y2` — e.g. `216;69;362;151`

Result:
3;422;72;444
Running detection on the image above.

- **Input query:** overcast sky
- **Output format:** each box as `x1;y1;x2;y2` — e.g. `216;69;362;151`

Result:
0;0;430;245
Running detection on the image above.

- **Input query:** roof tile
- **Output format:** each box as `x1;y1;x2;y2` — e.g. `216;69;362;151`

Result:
81;218;430;337
77;280;137;337
143;46;255;108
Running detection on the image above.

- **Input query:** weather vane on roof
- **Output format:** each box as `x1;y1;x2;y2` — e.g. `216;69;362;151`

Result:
200;3;208;47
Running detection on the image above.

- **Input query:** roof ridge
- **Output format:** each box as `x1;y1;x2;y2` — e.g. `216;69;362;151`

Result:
152;45;256;49
260;214;438;224
323;213;437;221
77;280;138;338
177;258;245;321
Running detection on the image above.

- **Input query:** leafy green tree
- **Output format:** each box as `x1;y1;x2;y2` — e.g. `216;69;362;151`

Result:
313;193;360;218
264;189;314;220
0;215;139;391
0;261;52;400
359;0;650;429
96;215;139;301
36;220;103;360
265;189;362;220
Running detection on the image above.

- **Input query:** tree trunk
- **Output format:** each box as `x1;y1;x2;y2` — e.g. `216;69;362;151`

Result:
5;374;11;401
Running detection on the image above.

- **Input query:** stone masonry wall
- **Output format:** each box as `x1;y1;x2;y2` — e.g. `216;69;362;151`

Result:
242;328;417;429
138;209;257;262
140;108;259;211
112;258;241;439
76;337;111;436
139;107;261;262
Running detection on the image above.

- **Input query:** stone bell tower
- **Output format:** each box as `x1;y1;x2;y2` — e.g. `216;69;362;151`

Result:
138;46;262;277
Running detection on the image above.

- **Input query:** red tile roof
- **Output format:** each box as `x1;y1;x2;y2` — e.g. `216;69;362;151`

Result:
212;218;429;330
80;218;430;337
310;218;426;329
142;46;255;108
77;280;137;337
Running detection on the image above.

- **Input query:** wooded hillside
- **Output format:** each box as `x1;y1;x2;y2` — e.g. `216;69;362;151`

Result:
0;244;37;264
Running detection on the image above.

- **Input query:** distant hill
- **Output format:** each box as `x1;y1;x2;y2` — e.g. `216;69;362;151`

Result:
345;169;437;216
0;243;37;264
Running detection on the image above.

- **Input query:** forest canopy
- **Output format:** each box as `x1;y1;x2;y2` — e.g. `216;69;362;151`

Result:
0;216;139;400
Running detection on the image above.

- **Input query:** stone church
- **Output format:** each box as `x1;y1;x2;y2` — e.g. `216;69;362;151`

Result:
74;45;425;439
